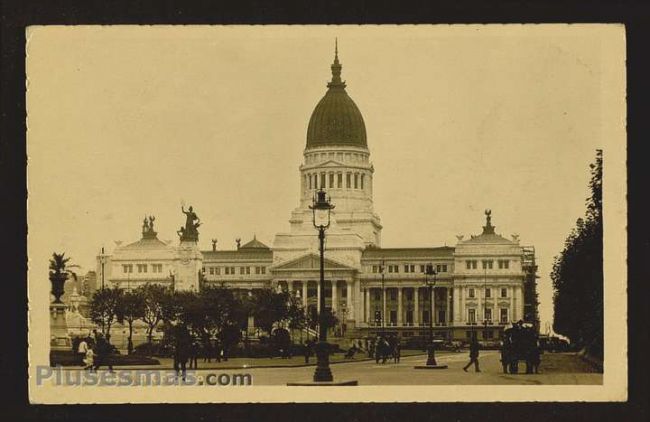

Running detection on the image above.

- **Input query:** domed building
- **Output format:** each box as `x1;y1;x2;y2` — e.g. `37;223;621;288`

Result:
97;45;539;343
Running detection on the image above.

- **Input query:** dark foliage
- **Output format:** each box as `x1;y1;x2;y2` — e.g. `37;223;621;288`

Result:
552;150;603;357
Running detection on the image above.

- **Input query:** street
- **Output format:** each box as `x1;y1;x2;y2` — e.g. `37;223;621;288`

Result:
188;351;602;385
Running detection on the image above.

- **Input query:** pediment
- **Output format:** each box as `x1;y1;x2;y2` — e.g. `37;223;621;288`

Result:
271;253;356;272
317;159;347;168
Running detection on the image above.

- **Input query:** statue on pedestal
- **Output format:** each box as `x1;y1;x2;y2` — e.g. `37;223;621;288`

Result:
179;205;200;241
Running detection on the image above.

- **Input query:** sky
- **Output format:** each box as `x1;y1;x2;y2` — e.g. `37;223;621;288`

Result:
26;25;625;333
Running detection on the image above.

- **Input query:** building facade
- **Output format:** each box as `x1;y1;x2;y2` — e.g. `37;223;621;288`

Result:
97;48;538;342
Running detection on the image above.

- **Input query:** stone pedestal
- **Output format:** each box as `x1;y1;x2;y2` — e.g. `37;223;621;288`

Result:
175;240;202;291
50;303;71;351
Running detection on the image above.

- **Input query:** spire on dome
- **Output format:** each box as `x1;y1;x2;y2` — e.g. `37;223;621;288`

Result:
328;38;346;88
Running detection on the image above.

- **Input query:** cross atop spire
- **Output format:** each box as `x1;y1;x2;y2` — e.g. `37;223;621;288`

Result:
328;38;346;89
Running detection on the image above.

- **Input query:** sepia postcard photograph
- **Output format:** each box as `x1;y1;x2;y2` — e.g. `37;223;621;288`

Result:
26;24;627;403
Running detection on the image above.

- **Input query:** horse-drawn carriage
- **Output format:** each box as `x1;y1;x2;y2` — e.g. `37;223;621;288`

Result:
500;322;541;374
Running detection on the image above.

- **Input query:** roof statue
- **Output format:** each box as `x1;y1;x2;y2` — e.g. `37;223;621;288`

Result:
142;215;158;239
482;209;495;235
178;205;200;241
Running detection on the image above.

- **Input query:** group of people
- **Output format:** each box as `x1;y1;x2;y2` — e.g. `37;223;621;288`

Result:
368;335;401;364
167;327;229;379
72;329;115;372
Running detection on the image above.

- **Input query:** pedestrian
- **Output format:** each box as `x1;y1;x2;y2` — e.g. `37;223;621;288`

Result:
83;345;95;372
304;340;313;364
77;336;89;366
93;332;114;372
393;342;401;364
189;340;199;369
463;337;481;372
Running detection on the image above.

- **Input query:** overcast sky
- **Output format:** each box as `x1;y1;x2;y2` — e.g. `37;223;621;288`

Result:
27;25;624;332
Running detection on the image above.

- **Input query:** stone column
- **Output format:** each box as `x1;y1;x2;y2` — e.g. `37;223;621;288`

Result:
414;287;419;326
446;287;452;326
365;288;370;323
453;286;461;323
346;280;353;319
382;287;387;326
512;286;518;322
332;280;338;314
431;287;437;326
397;287;403;326
302;281;308;307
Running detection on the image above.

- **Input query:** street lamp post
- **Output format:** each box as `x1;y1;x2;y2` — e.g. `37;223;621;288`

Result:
414;264;448;369
310;188;335;382
287;187;358;385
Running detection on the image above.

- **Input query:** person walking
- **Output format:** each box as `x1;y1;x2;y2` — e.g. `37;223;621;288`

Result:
303;340;313;364
77;337;89;366
463;337;481;372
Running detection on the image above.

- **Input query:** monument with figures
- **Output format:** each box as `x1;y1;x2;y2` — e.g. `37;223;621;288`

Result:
174;205;202;291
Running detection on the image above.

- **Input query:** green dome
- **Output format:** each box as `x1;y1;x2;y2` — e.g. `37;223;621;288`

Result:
306;48;367;149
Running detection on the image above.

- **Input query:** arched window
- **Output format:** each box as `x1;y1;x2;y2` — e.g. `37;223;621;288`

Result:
320;172;326;189
346;172;351;188
337;173;342;188
308;174;312;189
329;173;335;188
354;173;359;189
361;174;365;190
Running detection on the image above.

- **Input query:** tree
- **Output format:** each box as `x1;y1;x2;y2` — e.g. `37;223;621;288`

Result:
116;289;145;354
552;150;603;356
251;289;292;335
287;294;307;342
138;284;171;345
89;287;123;338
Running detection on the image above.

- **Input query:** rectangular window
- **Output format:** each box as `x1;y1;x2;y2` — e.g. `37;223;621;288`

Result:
246;267;251;275
390;290;397;300
485;288;491;298
410;265;415;273
404;265;409;273
422;310;430;323
209;267;214;275
372;265;378;273
390;310;397;324
468;288;475;298
438;310;446;323
320;173;326;188
361;174;365;189
215;267;221;275
500;308;508;323
501;288;507;298
240;267;245;275
337;173;342;188
122;265;128;273
261;267;266;274
406;289;413;300
329;173;334;188
468;308;476;323
420;264;425;273
485;308;492;322
255;267;260;274
482;260;493;269
374;290;381;300
388;265;393;273
308;174;312;189
354;173;358;189
346;173;351;188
